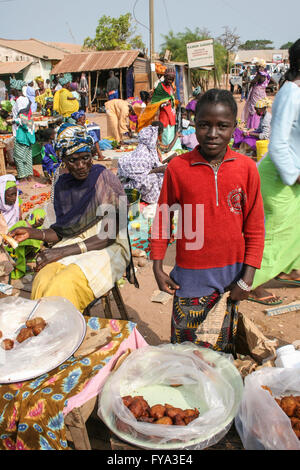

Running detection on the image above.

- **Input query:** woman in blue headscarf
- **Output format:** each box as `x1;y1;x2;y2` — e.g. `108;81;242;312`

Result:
71;110;104;160
10;123;133;312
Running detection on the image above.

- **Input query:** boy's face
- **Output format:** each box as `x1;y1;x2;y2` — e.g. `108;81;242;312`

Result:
195;103;236;159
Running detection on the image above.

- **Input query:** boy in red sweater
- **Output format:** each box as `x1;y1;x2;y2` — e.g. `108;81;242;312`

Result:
151;89;265;353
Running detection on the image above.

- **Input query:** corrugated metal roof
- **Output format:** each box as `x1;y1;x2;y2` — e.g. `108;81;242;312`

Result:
0;39;65;60
0;60;32;74
51;50;140;74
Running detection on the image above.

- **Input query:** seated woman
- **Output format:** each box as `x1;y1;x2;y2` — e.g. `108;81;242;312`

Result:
71;110;104;160
0;174;22;229
185;86;202;121
36;128;61;181
118;122;167;204
233;98;272;154
10;124;132;313
0;101;12;134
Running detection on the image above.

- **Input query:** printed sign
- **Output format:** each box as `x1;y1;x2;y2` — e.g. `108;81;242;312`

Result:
186;39;215;69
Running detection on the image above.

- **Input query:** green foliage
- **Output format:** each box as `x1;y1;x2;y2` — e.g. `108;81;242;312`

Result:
83;13;146;51
160;28;230;89
239;40;274;50
280;42;293;50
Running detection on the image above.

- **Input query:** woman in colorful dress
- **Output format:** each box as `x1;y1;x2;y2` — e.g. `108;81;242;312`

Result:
242;60;271;129
118;123;166;204
11;78;35;182
10;123;132;313
249;39;300;305
53;74;79;120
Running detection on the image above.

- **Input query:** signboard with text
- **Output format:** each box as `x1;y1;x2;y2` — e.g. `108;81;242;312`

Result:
186;39;215;69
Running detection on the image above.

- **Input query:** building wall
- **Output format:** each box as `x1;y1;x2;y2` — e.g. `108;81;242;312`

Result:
0;45;33;62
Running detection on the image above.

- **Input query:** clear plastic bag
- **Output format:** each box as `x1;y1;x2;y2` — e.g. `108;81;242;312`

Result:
235;368;300;450
98;343;243;449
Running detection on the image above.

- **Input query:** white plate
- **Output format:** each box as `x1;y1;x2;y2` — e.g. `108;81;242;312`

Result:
0;296;86;384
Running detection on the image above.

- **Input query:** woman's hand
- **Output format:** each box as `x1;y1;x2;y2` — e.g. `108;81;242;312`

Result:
35;248;64;272
153;261;180;295
9;227;32;243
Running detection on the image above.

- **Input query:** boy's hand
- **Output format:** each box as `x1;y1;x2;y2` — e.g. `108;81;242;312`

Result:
153;261;180;295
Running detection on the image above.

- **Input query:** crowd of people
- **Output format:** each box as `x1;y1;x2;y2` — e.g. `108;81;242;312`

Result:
0;38;299;355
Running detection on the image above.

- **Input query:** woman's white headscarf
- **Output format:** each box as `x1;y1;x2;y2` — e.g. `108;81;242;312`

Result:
0;175;19;229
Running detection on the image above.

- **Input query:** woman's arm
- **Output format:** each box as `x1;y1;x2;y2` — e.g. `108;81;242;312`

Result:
35;231;116;271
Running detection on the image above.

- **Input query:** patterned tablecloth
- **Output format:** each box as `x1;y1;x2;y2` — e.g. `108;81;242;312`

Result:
0;317;147;450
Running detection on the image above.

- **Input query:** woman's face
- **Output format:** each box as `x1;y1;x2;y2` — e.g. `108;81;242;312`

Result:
195;102;236;159
5;186;17;206
164;74;175;86
37;81;44;90
77;114;86;126
64;152;92;181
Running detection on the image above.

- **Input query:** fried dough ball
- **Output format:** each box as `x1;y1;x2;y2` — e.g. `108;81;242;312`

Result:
293;421;300;439
166;407;185;419
16;327;34;343
1;338;14;350
32;324;46;336
294;405;300;419
150;405;166;420
138;416;155;423
26;317;46;329
0;330;2;339
275;398;281;407
122;395;134;407
184;408;200;419
280;396;298;417
174;415;186;426
291;417;300;427
154;417;173;425
128;397;150;419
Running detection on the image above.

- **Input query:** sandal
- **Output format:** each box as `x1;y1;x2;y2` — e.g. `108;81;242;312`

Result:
275;277;300;286
247;295;283;306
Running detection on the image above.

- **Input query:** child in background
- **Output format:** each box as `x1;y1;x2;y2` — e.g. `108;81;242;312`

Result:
37;128;60;181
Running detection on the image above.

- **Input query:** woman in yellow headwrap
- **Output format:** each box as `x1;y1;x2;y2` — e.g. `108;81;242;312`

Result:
35;76;53;111
53;74;79;120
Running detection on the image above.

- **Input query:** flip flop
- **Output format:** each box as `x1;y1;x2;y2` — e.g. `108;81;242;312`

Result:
247;295;283;306
274;277;300;286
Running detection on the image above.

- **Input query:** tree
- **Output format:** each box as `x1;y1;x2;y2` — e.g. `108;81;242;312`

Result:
160;28;228;90
239;40;274;50
83;13;146;52
218;27;241;88
280;42;293;50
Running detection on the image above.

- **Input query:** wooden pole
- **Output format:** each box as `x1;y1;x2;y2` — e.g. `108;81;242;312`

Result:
120;68;123;99
88;72;92;111
149;0;155;88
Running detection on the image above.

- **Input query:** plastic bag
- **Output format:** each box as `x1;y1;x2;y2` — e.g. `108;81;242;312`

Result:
0;296;86;383
98;343;243;449
235;368;300;450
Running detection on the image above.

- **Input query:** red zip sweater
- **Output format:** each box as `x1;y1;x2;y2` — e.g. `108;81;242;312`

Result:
150;146;265;270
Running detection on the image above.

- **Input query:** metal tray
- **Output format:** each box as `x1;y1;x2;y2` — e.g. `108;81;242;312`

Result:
0;296;86;384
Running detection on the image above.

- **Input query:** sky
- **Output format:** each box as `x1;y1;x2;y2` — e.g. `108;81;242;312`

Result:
0;0;298;51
